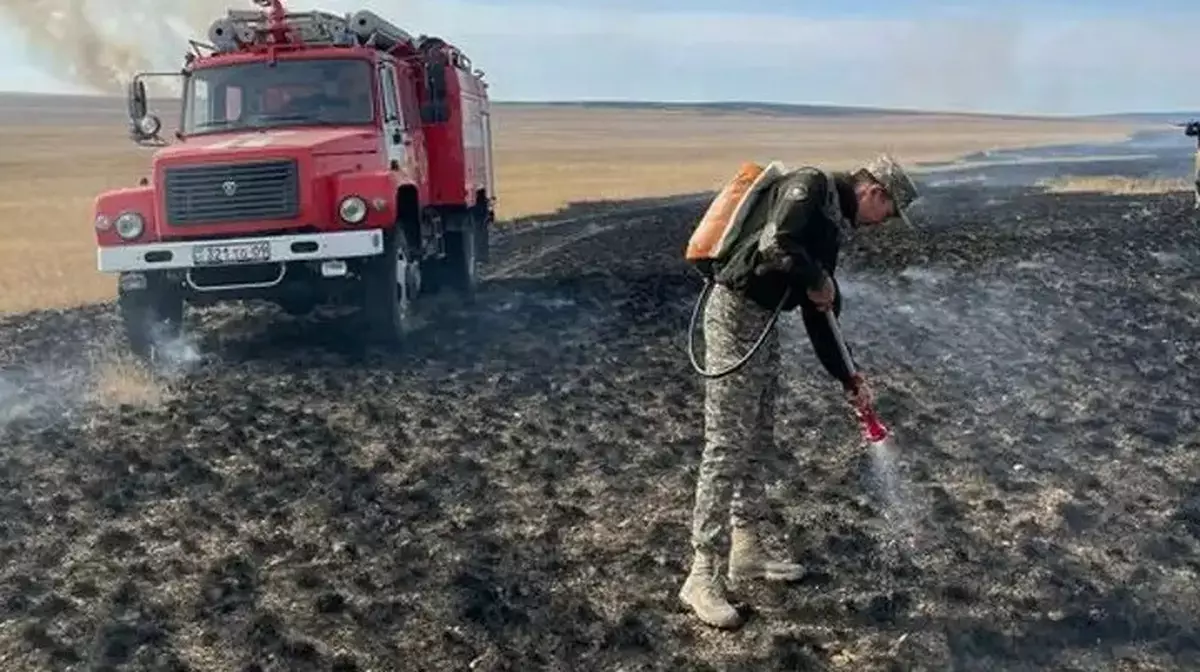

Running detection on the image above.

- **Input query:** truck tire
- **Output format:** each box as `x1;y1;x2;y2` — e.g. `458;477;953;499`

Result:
117;275;184;360
360;227;419;344
277;296;316;317
441;213;479;302
477;207;492;265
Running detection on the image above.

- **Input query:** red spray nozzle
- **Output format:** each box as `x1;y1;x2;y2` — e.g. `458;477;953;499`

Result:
826;310;892;445
852;401;890;444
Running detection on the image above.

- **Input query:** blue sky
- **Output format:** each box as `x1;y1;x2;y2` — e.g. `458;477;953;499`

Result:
1;0;1200;115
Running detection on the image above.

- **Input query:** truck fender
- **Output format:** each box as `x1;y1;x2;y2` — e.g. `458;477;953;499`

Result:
332;172;407;229
94;186;158;246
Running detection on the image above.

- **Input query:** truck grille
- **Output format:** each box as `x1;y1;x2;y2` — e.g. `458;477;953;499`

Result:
163;159;300;225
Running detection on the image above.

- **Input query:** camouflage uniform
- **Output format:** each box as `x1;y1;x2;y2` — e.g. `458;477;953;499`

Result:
680;154;920;629
1192;148;1200;209
691;281;780;552
1182;122;1200;208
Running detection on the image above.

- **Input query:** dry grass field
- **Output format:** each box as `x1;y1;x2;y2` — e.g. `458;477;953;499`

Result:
0;96;1145;315
1038;174;1193;194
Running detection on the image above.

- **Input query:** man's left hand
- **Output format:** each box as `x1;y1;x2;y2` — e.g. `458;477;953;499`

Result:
844;374;874;408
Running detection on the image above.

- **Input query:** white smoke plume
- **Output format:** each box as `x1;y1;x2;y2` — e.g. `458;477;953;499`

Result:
0;0;232;94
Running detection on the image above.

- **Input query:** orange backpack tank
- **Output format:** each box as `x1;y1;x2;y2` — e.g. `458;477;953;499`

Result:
685;160;786;270
684;160;789;379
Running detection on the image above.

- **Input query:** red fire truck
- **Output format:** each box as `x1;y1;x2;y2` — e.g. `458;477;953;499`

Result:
93;0;495;356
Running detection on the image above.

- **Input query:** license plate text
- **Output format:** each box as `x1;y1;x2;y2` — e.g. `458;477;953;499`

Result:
192;241;272;266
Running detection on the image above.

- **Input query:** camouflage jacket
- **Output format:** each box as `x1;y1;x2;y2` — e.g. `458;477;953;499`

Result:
713;167;855;312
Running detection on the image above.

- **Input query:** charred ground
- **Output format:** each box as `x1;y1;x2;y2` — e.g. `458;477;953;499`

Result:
0;181;1198;671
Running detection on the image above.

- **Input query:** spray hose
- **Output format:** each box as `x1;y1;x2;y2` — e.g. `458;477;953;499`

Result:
686;279;789;379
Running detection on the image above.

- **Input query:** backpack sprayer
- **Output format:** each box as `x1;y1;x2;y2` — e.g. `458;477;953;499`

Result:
684;161;790;380
683;160;896;450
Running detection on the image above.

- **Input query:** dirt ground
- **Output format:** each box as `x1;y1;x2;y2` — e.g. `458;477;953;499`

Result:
1;169;1199;669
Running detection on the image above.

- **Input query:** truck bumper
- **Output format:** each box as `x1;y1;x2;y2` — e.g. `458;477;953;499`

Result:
96;230;384;274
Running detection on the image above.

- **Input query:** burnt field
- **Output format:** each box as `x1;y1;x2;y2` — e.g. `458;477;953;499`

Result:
0;182;1198;671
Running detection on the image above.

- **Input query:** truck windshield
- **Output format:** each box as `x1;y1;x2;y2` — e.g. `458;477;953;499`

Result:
183;57;375;134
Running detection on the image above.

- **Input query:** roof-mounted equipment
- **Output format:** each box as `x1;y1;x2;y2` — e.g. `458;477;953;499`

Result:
205;0;421;55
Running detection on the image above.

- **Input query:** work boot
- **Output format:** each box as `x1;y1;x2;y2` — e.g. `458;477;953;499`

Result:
727;526;805;585
679;551;744;629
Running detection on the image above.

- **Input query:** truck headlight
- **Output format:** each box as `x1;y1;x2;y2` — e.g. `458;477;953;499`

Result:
114;212;145;240
339;196;367;224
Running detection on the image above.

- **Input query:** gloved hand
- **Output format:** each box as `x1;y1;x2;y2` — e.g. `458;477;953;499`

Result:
807;275;835;312
843;373;874;410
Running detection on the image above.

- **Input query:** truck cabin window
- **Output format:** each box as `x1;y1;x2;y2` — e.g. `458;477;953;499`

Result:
183;58;376;134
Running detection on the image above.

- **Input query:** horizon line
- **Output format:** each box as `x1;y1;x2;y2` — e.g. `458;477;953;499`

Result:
0;88;1193;122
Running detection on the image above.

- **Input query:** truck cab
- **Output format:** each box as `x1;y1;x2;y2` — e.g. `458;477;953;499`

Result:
94;0;495;357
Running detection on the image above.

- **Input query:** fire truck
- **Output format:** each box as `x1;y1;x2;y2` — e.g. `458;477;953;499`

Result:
93;0;496;356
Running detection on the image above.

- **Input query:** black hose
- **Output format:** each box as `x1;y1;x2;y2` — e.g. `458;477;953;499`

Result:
687;279;789;379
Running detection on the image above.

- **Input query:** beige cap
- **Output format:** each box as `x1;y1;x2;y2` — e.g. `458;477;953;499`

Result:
861;153;920;226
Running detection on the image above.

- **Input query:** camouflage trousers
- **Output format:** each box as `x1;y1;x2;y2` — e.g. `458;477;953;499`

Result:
689;281;781;556
1193;157;1200;208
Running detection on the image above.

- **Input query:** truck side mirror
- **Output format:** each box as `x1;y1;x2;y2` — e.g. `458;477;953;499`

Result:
128;79;148;121
123;70;185;147
126;77;163;144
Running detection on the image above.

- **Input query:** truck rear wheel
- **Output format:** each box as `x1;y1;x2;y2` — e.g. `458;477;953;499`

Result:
360;227;419;344
477;207;492;265
117;275;184;360
441;212;480;302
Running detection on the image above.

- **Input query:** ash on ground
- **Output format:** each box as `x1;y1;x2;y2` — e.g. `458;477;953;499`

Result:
0;182;1198;671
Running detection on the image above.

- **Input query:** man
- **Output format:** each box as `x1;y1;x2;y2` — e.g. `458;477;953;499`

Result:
1184;121;1200;209
680;154;920;629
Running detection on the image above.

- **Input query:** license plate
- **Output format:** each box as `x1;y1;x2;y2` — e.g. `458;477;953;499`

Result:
192;241;272;266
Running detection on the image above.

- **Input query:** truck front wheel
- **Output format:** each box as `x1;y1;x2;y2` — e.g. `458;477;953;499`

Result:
117;275;184;360
360;228;419;344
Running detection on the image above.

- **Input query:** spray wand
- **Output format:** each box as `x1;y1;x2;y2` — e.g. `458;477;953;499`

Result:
825;311;892;447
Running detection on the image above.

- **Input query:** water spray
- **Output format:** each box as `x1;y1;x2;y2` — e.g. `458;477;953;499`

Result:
826;309;921;550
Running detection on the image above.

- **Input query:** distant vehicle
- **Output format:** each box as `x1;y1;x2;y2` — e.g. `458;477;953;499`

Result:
92;0;496;357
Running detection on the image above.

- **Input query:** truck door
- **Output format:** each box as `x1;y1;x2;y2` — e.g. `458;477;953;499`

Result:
481;102;494;202
378;62;414;178
392;64;427;190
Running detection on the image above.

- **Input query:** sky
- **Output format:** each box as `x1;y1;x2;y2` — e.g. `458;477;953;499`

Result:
0;0;1199;115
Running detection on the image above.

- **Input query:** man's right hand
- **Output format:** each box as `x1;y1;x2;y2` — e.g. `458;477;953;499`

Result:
807;275;835;312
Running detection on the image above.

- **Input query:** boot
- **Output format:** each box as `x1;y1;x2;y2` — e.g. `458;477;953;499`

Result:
727;525;804;585
679;551;743;629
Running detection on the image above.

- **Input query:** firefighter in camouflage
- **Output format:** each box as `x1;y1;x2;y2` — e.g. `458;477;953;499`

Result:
680;154;920;629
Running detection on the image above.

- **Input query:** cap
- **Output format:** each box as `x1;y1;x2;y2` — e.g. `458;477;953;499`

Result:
861;153;920;227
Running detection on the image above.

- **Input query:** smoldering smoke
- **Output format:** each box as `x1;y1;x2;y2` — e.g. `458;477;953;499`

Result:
0;0;229;94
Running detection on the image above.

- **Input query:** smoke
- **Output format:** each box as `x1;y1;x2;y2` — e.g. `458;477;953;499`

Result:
143;322;204;379
0;316;204;435
0;364;87;432
0;0;229;94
